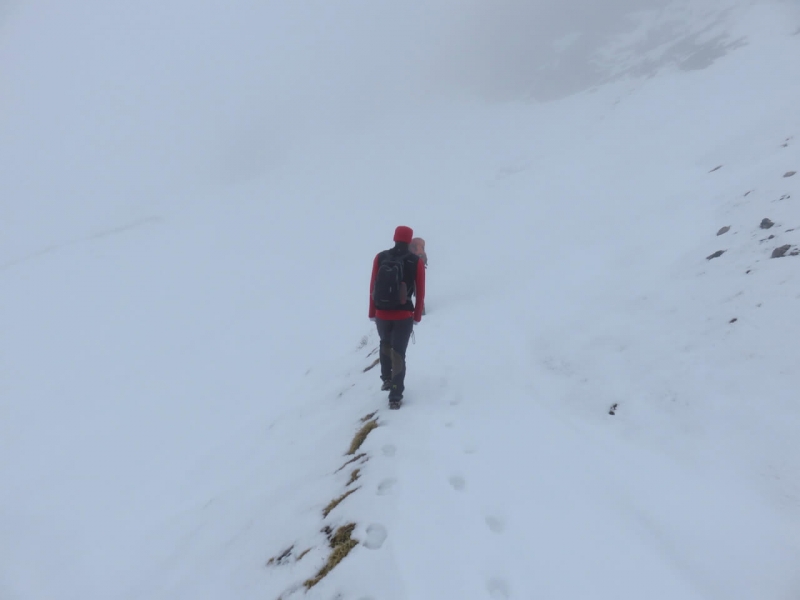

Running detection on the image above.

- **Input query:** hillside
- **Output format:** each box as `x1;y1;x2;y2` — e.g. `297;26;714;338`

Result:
2;1;799;599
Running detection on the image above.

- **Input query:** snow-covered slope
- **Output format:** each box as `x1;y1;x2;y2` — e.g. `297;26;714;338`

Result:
2;1;799;599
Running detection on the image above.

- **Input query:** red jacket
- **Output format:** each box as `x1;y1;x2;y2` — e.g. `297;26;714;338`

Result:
369;253;425;322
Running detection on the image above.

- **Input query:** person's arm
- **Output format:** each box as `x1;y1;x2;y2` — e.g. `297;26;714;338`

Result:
414;258;425;322
368;254;379;319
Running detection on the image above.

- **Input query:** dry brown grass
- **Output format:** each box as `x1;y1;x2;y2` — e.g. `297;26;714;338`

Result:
347;419;378;455
335;453;367;473
295;548;311;562
361;411;377;423
322;488;359;518
304;524;358;589
363;358;379;372
347;469;361;486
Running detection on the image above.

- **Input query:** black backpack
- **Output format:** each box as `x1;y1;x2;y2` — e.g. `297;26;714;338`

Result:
373;253;412;310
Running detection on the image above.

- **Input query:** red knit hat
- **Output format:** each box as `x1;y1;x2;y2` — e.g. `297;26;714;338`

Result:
394;225;413;243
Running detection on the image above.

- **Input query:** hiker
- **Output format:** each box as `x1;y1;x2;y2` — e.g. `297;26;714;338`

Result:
409;237;427;315
369;226;425;408
409;237;427;267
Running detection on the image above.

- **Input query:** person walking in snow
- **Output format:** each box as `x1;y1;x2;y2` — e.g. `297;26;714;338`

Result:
409;237;427;315
409;237;427;267
369;226;426;409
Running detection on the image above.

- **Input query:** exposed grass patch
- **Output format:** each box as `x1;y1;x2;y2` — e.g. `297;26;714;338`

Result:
363;358;379;372
361;411;377;423
266;545;294;566
304;524;358;589
336;453;366;473
296;548;311;562
322;487;359;518
347;419;378;455
347;469;361;486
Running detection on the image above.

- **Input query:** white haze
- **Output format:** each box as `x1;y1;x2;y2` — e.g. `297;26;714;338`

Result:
2;1;798;598
0;0;751;214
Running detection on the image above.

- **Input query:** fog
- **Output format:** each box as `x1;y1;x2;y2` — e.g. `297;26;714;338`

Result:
1;0;747;225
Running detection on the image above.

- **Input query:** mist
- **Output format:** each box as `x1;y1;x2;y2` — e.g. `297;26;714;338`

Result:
0;0;751;241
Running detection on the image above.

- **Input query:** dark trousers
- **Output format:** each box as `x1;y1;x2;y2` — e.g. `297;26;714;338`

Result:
375;318;414;395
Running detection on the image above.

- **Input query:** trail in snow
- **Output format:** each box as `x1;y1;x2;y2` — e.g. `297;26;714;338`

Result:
2;1;800;600
0;216;162;271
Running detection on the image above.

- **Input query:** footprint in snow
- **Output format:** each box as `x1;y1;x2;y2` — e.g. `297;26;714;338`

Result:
377;478;397;496
363;524;388;550
487;578;511;599
381;444;396;457
449;475;466;491
463;441;479;454
485;515;506;534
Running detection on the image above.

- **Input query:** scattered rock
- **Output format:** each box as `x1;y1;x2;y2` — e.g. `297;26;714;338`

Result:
768;234;775;239
787;228;795;233
716;226;731;236
746;269;752;274
608;403;618;416
778;194;791;202
784;171;797;178
771;244;793;258
729;318;738;324
760;218;775;229
744;190;753;197
709;165;723;173
792;248;800;256
706;250;726;260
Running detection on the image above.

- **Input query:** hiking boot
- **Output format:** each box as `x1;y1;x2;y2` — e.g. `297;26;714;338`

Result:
381;379;392;391
389;398;402;410
388;384;403;402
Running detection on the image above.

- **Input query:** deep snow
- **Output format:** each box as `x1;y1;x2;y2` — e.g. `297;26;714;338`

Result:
2;1;800;599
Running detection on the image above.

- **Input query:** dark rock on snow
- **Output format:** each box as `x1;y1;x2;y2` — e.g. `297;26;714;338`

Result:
706;250;726;260
760;218;775;229
771;244;793;258
784;171;796;178
717;226;731;236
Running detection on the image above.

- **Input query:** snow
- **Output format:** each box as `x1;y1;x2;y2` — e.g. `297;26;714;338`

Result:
2;1;800;599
